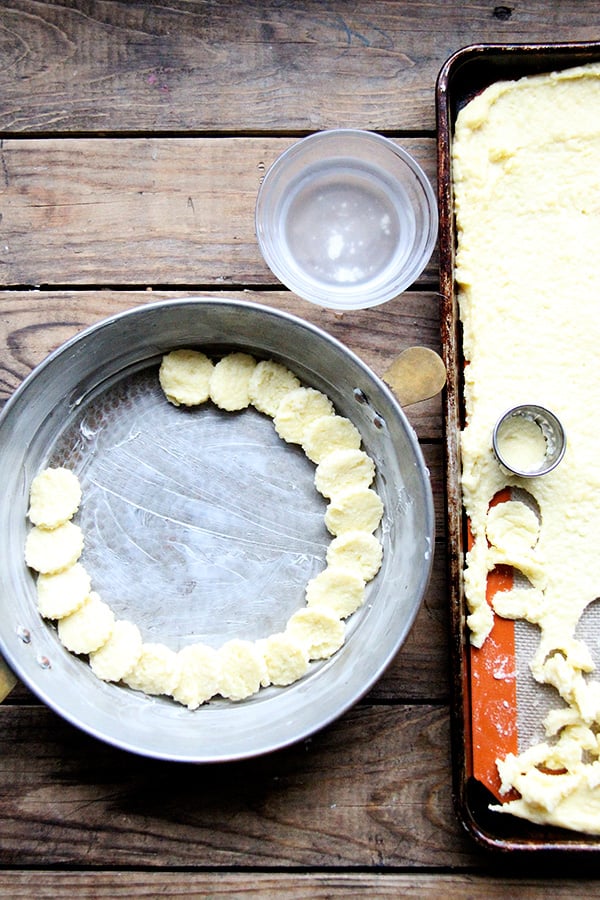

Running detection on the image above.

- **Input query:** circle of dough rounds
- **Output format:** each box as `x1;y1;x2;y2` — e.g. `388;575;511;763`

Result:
25;521;84;575
326;530;383;581
302;414;362;464
89;619;143;682
124;642;182;696
209;352;257;411
36;562;91;619
218;639;269;701
172;643;221;710
28;467;82;528
259;633;309;686
306;567;366;619
274;387;335;444
57;591;115;655
324;487;384;536
286;608;345;660
159;349;214;406
486;500;540;553
248;359;301;417
314;448;375;499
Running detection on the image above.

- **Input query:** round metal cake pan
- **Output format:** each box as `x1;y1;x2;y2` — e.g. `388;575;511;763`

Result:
0;298;434;762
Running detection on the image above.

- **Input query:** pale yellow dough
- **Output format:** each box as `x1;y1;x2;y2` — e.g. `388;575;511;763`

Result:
314;448;375;499
286;608;345;660
453;61;600;834
36;562;91;619
209;352;257;411
324;487;383;536
57;591;115;655
159;349;214;406
273;387;335;444
124;642;182;696
89;619;143;683
258;633;309;686
302;414;362;464
248;359;301;417
25;521;84;575
326;530;383;581
218;639;269;701
172;643;221;710
28;467;81;528
305;566;365;619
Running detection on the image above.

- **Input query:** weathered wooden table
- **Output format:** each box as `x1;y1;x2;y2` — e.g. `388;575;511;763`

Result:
1;2;600;895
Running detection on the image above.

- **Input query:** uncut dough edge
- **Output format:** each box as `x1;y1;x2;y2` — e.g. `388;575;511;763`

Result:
452;61;600;834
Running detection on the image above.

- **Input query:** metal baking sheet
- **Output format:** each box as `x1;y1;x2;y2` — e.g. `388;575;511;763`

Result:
436;41;600;852
0;297;434;763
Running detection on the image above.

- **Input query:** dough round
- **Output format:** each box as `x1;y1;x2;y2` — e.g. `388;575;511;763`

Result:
57;591;115;655
306;566;366;619
25;521;84;575
324;488;384;536
326;530;383;581
302;414;362;464
485;500;540;553
314;448;375;499
248;359;301;417
218;639;269;701
89;619;143;683
36;562;91;620
172;643;221;710
124;642;182;696
28;467;81;528
259;633;309;686
274;387;335;444
209;352;257;411
286;608;345;660
159;349;214;407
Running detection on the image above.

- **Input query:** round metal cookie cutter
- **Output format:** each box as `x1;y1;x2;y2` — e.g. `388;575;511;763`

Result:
492;404;566;478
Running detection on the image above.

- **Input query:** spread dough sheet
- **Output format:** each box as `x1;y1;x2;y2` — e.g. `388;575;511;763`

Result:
24;352;384;709
452;62;600;834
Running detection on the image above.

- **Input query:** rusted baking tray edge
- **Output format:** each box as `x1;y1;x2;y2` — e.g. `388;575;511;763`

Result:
436;41;600;855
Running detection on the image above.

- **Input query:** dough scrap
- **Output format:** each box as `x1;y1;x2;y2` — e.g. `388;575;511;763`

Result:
57;591;115;655
324;487;384;536
89;619;143;683
28;467;81;528
172;643;221;710
25;521;84;575
274;387;335;445
259;633;309;686
302;414;362;464
209;352;257;411
159;349;214;407
36;562;91;620
286;608;345;660
218;639;269;701
124;642;182;696
306;566;366;619
314;448;375;499
326;530;383;581
248;359;301;417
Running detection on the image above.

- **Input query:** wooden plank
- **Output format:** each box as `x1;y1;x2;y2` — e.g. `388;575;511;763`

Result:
1;1;599;133
0;137;438;286
0;703;476;868
2;872;600;898
0;288;444;439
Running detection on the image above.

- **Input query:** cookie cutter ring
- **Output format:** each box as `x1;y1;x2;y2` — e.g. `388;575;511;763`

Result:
492;404;566;478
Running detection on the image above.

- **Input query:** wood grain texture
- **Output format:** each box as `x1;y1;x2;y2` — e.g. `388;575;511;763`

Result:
0;703;476;868
2;872;600;898
0;137;437;286
1;1;599;134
